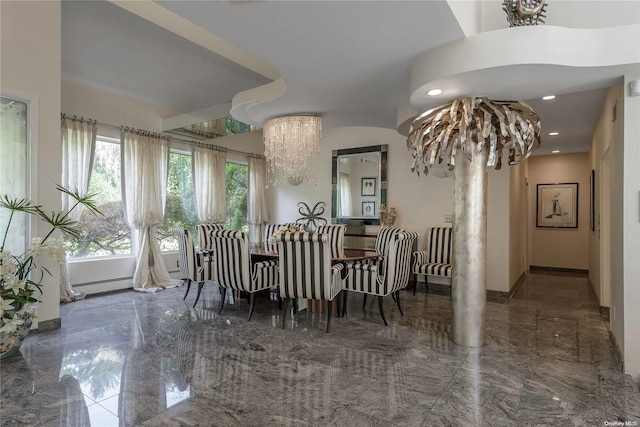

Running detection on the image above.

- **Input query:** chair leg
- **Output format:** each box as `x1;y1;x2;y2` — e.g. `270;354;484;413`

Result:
218;288;227;314
183;279;192;300
277;295;282;311
362;294;367;309
326;300;332;333
193;281;204;307
425;279;429;294
378;296;388;326
413;274;417;295
281;298;288;329
342;290;348;316
248;292;256;321
395;290;404;316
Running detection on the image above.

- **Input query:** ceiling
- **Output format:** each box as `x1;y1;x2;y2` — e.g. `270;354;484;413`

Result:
61;1;640;157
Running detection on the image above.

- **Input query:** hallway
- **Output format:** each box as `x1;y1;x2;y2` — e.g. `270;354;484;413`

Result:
1;273;639;426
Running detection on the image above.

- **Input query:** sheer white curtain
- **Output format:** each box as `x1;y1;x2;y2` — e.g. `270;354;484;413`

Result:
60;116;97;302
0;99;28;255
192;144;226;223
338;173;352;217
121;129;176;292
247;156;269;244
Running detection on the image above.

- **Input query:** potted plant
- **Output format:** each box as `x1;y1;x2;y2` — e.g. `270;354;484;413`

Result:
0;185;100;358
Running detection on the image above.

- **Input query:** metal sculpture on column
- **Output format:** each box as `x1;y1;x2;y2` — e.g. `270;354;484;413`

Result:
503;0;547;27
407;97;541;346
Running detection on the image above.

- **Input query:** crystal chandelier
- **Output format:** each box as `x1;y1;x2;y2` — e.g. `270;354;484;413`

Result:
263;115;322;186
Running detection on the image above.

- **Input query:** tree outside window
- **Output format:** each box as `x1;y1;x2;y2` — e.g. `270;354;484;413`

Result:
66;137;132;258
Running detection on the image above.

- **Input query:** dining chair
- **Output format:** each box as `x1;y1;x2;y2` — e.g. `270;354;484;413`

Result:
315;224;346;258
343;228;418;325
195;223;225;253
173;227;213;307
263;223;298;253
209;229;279;320
412;227;452;295
277;231;344;333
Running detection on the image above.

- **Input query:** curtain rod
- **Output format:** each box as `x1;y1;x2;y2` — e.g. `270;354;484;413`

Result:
61;113;263;158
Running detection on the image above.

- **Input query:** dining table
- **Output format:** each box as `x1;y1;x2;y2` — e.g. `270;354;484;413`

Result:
250;244;380;315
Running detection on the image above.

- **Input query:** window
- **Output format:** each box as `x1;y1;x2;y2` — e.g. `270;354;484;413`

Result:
67;136;132;258
159;157;247;251
225;162;248;234
0;96;29;255
158;150;198;251
67;136;250;256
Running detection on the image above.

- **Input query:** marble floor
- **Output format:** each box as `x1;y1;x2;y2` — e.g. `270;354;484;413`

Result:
1;273;639;426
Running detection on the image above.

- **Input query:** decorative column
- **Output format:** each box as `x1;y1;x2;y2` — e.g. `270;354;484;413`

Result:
452;148;487;346
407;97;540;347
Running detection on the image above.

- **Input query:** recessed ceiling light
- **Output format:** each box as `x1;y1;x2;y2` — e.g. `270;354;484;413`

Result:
549;132;559;136
542;95;556;100
552;150;560;154
427;89;442;96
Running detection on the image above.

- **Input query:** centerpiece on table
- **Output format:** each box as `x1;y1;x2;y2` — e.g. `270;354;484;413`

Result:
0;185;101;358
268;224;307;244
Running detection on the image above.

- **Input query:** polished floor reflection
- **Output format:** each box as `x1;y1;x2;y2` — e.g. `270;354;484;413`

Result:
2;273;639;426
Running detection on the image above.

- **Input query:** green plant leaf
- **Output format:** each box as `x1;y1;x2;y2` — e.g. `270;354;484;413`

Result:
56;184;103;217
0;195;39;214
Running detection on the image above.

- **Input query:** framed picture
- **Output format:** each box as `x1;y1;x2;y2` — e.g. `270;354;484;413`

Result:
536;183;579;228
362;201;376;216
361;178;376;196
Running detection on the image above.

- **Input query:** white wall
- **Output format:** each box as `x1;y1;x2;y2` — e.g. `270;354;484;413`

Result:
1;1;62;325
268;126;513;292
509;162;527;287
621;75;640;383
589;81;640;383
527;152;591;270
63;80;179;136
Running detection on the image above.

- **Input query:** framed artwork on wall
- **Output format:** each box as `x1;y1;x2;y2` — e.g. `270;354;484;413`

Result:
361;178;376;196
362;201;376;216
536;183;579;228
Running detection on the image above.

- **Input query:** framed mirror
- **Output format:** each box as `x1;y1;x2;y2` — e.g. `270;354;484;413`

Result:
331;144;388;226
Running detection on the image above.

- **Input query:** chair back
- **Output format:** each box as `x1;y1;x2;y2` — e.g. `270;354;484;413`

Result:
277;232;338;301
426;227;452;264
315;224;346;258
196;223;225;252
263;223;296;252
209;229;252;291
375;227;405;257
381;231;419;294
173;227;198;281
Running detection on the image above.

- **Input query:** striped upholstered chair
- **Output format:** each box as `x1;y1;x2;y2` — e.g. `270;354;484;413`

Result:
343;228;418;325
412;227;453;295
277;232;345;333
315;224;346;258
263;223;299;253
209;229;278;320
173;227;213;307
195;223;225;253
